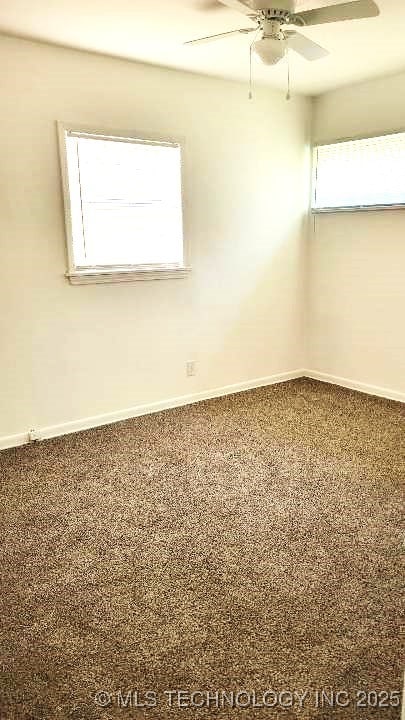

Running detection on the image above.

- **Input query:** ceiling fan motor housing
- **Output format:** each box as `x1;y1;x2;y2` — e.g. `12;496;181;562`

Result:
262;18;284;37
249;0;295;11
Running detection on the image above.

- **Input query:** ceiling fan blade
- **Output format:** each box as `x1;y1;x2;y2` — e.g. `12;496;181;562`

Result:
285;31;329;60
184;28;255;45
217;0;258;17
291;0;379;26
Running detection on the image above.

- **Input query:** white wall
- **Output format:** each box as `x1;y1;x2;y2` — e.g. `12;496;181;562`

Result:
309;72;405;396
0;34;311;441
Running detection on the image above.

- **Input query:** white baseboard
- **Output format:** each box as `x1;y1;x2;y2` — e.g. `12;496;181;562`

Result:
303;369;405;404
0;369;304;451
2;368;403;452
0;431;30;452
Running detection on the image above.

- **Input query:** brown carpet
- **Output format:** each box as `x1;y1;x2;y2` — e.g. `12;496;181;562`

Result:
0;378;403;720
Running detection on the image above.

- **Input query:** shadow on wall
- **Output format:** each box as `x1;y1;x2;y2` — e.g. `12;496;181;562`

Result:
193;211;308;386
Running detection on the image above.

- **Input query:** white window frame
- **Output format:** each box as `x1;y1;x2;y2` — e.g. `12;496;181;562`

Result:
311;129;405;214
57;122;190;284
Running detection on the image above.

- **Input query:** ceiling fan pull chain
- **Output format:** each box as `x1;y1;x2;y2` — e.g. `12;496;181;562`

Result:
248;27;261;101
249;43;253;99
286;48;291;101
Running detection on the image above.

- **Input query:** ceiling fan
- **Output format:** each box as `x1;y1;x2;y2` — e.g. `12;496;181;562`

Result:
185;0;380;66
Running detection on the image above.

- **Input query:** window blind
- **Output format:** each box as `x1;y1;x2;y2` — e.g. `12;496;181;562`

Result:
65;132;184;268
312;132;405;210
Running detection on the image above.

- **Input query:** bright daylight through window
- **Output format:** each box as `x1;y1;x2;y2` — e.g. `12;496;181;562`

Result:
59;125;188;283
312;131;405;212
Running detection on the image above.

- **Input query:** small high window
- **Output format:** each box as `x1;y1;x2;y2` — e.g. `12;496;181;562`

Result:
312;131;405;212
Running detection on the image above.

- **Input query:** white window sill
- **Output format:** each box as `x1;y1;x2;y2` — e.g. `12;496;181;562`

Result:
66;266;191;285
312;204;405;214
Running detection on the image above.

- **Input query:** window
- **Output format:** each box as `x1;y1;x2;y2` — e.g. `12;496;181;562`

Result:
58;124;189;284
312;131;405;212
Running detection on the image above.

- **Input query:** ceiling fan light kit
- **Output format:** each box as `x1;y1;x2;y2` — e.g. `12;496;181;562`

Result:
253;37;286;64
253;24;287;64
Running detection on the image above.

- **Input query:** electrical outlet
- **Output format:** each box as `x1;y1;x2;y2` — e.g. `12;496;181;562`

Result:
28;429;42;442
186;361;196;377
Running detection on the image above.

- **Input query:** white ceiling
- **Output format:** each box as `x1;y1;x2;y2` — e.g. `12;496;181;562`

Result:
0;0;404;95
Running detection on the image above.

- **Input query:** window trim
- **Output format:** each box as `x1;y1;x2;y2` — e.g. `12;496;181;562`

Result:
311;128;405;214
57;121;191;284
311;204;405;215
